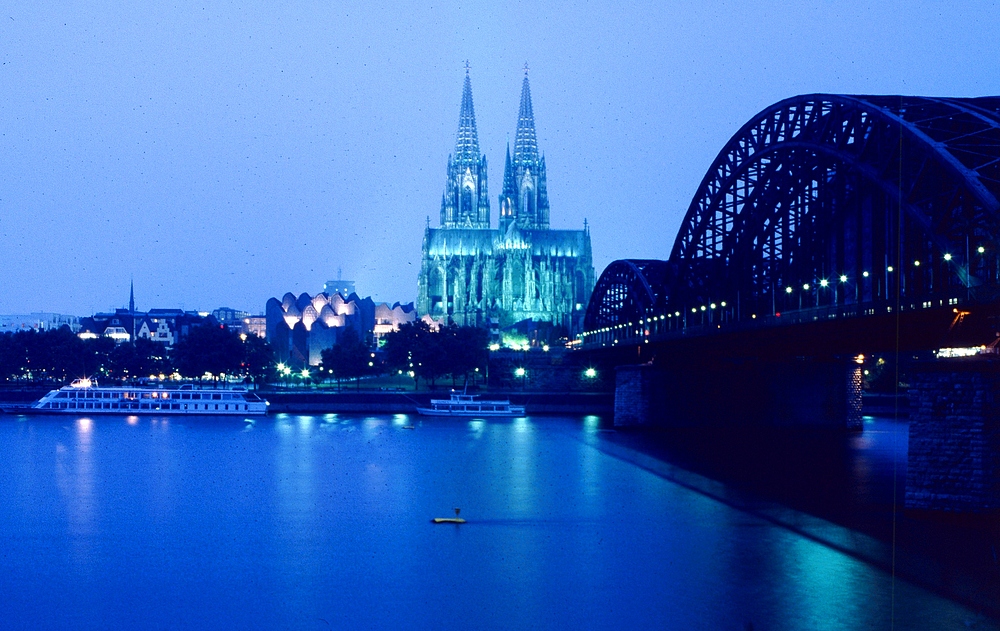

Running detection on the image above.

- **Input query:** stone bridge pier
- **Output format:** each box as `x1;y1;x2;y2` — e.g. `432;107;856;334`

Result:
906;357;1000;512
614;358;863;430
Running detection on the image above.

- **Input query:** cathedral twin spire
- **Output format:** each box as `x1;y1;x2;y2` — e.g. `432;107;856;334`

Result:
440;64;490;229
453;68;481;167
440;65;549;231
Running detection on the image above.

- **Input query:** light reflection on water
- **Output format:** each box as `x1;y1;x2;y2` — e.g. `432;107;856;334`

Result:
0;413;994;630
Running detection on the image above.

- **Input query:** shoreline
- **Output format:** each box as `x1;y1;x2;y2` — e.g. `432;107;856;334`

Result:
0;388;908;417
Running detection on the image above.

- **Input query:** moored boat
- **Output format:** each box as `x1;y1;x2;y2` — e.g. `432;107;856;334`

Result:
31;379;269;415
416;391;524;417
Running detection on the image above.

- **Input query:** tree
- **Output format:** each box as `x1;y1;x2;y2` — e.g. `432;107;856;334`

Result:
23;327;87;382
441;325;489;385
241;334;275;388
0;332;27;382
170;323;243;381
382;321;460;389
106;338;168;381
320;327;370;389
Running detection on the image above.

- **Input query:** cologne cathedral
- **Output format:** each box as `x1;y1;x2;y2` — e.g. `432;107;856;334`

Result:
417;68;594;333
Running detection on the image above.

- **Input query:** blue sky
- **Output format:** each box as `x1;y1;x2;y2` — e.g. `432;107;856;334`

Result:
1;1;997;314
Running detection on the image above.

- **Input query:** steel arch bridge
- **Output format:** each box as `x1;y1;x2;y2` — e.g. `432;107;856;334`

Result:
584;94;1000;351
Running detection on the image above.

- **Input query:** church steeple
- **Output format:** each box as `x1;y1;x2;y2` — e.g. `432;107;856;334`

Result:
512;68;539;169
454;64;481;167
440;63;490;229
501;64;550;230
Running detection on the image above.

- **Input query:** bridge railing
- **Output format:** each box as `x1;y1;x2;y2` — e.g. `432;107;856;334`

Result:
581;294;969;349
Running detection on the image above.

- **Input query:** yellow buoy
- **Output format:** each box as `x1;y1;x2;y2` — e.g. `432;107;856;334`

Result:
433;508;465;524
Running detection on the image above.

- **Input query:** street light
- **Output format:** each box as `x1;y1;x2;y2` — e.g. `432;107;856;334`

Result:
515;366;526;390
584;367;597;379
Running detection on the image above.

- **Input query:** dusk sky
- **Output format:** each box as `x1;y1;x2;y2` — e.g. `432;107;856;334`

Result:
1;1;997;315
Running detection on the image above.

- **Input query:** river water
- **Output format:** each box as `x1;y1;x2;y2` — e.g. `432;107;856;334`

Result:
0;412;995;630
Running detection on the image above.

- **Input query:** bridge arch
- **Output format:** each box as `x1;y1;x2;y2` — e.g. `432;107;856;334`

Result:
583;260;676;343
585;94;1000;346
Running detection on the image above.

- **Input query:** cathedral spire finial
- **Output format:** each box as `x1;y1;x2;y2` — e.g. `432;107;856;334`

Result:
523;61;529;75
465;60;471;75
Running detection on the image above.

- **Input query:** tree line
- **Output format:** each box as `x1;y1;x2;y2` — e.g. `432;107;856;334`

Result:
318;322;489;389
0;321;489;390
0;324;273;385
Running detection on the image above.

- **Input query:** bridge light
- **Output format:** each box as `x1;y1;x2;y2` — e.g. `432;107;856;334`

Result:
692;308;697;313
978;246;986;254
887;266;894;272
700;306;707;311
515;367;526;377
675;311;680;316
785;286;793;294
913;260;920;266
720;301;727;307
584;368;597;379
820;279;829;287
710;303;716;309
802;283;810;290
863;271;870;278
944;253;953;261
839;275;848;283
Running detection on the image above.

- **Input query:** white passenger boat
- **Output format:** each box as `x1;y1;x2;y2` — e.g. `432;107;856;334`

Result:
416;391;525;417
31;379;269;415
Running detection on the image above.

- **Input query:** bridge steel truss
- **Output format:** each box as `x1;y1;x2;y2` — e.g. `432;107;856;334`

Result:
584;94;1000;348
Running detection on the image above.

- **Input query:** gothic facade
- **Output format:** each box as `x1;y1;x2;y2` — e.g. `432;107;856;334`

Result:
417;69;594;333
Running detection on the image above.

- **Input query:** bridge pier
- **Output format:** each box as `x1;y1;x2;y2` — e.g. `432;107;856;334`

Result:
614;359;862;430
906;358;1000;512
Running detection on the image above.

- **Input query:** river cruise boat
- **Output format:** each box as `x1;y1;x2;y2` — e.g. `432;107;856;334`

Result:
31;379;269;415
416;391;525;417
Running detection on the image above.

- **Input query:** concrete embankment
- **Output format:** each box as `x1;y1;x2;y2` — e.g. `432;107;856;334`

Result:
263;390;614;416
0;386;902;418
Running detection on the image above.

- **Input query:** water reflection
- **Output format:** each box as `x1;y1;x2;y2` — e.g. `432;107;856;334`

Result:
507;417;536;516
3;413;995;630
391;414;408;427
53;417;96;572
776;534;873;629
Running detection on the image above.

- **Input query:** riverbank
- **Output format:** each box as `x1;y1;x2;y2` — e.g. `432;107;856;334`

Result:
0;387;907;417
262;390;614;415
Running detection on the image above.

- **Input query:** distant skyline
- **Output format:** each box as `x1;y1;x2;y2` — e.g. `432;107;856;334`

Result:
2;1;998;315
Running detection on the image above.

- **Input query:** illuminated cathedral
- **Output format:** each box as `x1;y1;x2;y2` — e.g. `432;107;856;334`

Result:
417;67;594;334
